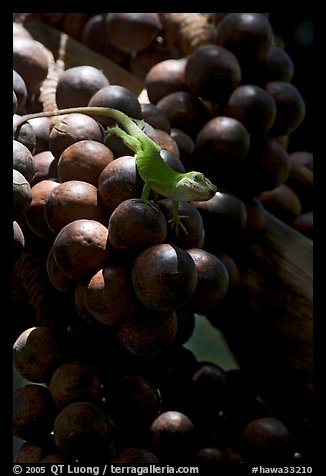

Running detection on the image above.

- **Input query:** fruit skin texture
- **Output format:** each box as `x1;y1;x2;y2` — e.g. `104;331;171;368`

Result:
13;169;32;221
187;248;229;316
151;410;195;463
15;435;57;463
57;139;114;186
44;180;108;233
131;243;198;312
13;36;49;93
104;374;162;429
49;113;104;160
13;384;57;442
215;13;273;62
13;221;25;262
118;308;178;356
105;13;162;54
13;326;64;383
185;44;241;102
195;116;250;191
241;417;291;463
85;265;142;326
225;84;277;135
13;139;35;184
145;58;188;104
156;90;210;138
53;401;114;461
52;219;110;281
108;198;168;255
25;180;60;239
98;156;143;214
265;81;306;136
48;361;102;408
55;65;110;109
259;45;294;83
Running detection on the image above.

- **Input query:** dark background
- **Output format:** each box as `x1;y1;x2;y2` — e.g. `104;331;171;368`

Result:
268;13;313;153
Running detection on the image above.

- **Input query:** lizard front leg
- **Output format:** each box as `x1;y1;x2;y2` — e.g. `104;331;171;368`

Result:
169;200;187;236
106;125;142;153
141;181;160;213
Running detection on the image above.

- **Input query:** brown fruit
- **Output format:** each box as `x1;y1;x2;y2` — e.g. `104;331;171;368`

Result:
49;113;104;160
140;102;171;133
258;184;302;224
105;374;162;428
131;244;198;311
13;69;28;114
53;401;114;461
187;248;229;316
15;436;57;463
44;180;108;233
129;36;177;79
28;117;52;155
49;361;102;407
13;169;32;221
46;246;74;293
215;13;273;62
193;192;248;249
13;221;25;262
185;44;241;103
258;45;294;83
30;151;57;186
158;199;205;249
62;13;91;41
13;114;37;154
13;36;49;93
52;219;111;281
108;198;168;255
25;180;59;239
241;417;291;463
82;14;129;64
13;384;57;442
145;58;188;104
85;265;142;326
13;139;35;184
98;156;143;214
156;90;210;138
57;140;114;186
105;13;162;53
265;81;306;136
195;116;250;190
13;326;65;383
88;84;142;128
118;309;178;356
151;410;195;462
55;65;110;109
225;84;277;135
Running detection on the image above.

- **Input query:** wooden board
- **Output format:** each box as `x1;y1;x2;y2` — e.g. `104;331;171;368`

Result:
213;210;313;413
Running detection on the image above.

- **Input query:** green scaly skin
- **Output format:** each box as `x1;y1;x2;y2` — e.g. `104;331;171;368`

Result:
14;106;217;234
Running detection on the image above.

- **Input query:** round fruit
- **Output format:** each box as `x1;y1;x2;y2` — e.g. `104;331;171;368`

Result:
131;243;198;311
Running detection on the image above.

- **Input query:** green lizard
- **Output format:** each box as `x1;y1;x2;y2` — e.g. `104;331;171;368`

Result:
14;106;217;233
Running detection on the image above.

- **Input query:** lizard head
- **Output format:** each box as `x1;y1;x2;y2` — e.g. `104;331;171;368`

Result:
175;171;217;202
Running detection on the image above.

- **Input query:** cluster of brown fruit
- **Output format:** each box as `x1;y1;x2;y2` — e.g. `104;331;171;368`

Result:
13;13;313;468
